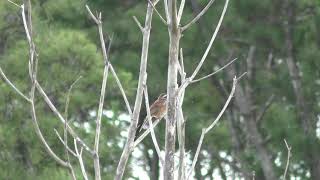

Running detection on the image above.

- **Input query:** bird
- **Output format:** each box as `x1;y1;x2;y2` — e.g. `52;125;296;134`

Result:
135;93;167;140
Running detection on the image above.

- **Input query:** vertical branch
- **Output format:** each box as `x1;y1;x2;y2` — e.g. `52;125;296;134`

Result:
93;62;109;180
20;2;68;168
74;140;89;180
165;0;180;179
177;0;186;23
176;0;230;97
115;1;158;179
283;139;291;180
177;48;186;180
85;7;112;180
64;77;81;180
144;86;164;166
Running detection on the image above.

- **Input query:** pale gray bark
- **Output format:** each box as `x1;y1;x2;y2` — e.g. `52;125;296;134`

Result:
115;1;157;179
164;0;180;178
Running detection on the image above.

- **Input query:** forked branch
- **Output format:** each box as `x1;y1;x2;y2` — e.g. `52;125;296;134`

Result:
187;75;244;180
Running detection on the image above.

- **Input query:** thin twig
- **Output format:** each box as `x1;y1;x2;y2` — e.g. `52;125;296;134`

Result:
94;43;111;180
0;67;31;102
177;0;230;96
143;86;164;166
74;140;89;180
85;5;100;24
177;48;186;180
7;0;20;8
147;0;167;25
87;6;132;115
133;118;162;147
133;16;144;32
191;58;237;83
115;1;156;178
187;75;239;180
64;76;82;118
188;0;229;80
35;81;95;155
181;0;217;31
187;129;205;180
54;129;77;157
86;6;115;180
283;139;291;180
21;1;68;168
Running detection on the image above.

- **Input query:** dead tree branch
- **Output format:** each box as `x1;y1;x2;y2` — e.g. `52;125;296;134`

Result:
187;75;242;180
283;139;291;180
115;1;158;179
181;0;217;31
144;85;165;166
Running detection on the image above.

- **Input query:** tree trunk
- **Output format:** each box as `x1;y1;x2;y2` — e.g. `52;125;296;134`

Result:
283;0;320;178
164;0;180;179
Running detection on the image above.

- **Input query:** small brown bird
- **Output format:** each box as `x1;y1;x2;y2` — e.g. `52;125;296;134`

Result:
141;93;167;130
135;93;167;139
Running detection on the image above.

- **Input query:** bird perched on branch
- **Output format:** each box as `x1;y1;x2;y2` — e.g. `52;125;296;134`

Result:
135;93;167;140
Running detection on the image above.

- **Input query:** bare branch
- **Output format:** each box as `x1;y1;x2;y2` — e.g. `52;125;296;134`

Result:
133;118;162;147
74;140;89;180
35;81;95;155
54;129;77;157
179;48;185;78
21;1;69;168
133;16;144;32
7;0;20;8
177;0;229;97
0;67;31;102
187;76;239;179
189;0;229;80
86;6;116;180
64;76;82;118
115;1;156;178
205;76;237;132
93;64;109;179
177;0;186;23
283;139;291;180
187;129;205;180
86;5;100;24
109;64;132;114
181;0;217;31
164;0;170;23
177;108;186;180
191;58;238;84
30;101;68;167
143;86;164;166
147;0;167;25
87;5;132;116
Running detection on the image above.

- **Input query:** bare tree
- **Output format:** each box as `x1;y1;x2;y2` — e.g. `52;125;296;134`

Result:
2;0;240;179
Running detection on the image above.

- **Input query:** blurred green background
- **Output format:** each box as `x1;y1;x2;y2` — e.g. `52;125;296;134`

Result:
0;0;319;179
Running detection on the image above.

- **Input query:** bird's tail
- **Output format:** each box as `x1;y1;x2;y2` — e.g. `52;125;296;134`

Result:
134;117;152;141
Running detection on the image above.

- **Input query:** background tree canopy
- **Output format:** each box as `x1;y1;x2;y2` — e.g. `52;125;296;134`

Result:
0;0;319;179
